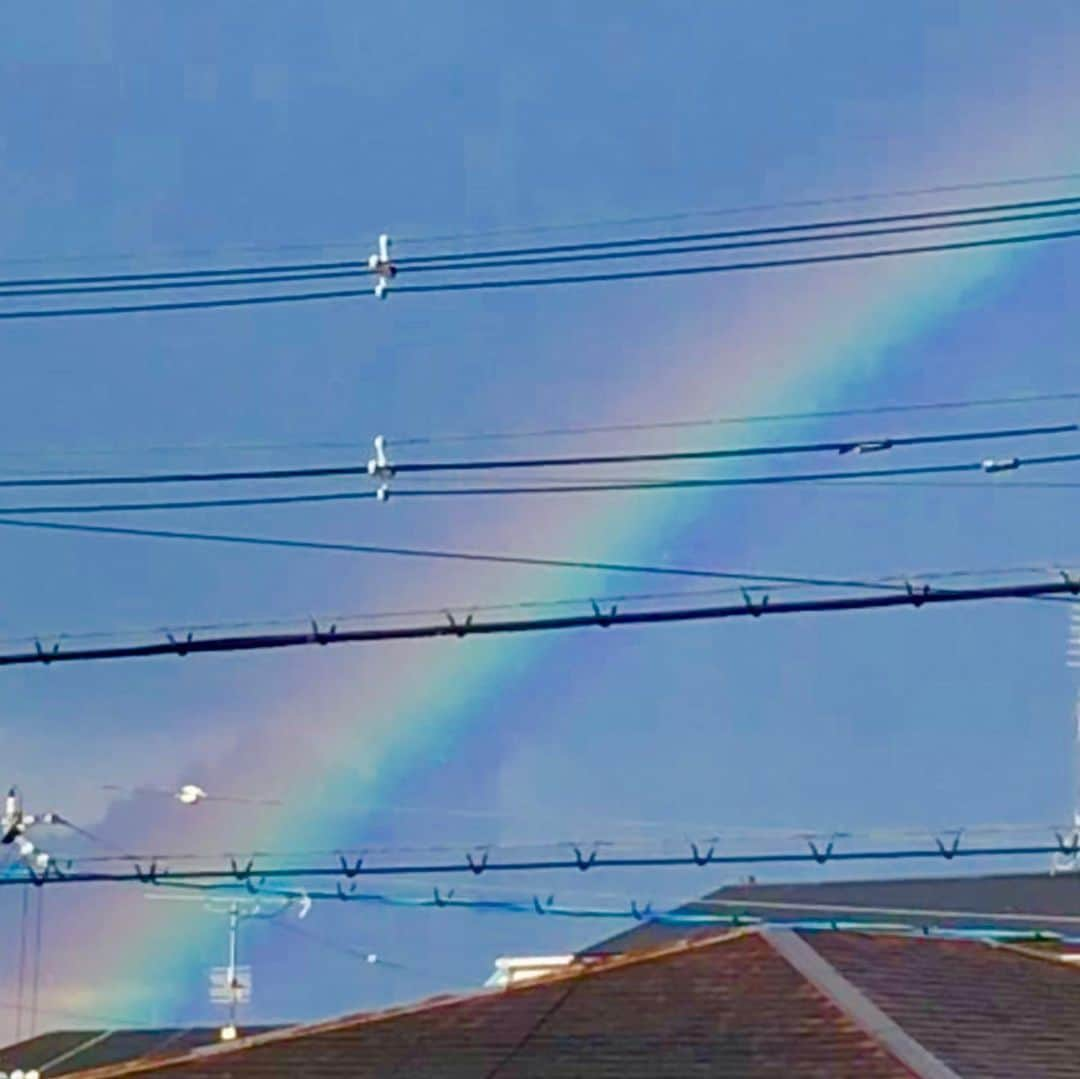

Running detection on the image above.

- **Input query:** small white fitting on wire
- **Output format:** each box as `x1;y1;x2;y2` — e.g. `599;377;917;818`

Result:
367;233;396;299
368;436;394;502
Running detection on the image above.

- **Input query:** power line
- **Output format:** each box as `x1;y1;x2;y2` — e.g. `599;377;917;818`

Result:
0;515;954;589
1;575;1076;668
23;201;1080;298
391;389;1080;447
396;198;1080;266
7;204;1080;300
2;193;1074;292
157;879;1080;943
2;224;1078;321
395;226;1080;296
0;422;1069;490
4;447;1077;512
5;822;1080;886
400;169;1080;246
381;424;1077;475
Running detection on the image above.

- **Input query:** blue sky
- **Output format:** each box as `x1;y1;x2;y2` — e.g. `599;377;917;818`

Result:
1;0;1080;1036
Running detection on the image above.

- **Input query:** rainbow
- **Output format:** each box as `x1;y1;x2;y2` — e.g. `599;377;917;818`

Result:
15;117;1080;1029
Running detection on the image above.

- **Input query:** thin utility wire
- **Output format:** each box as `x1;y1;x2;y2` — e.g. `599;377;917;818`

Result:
2;224;1078;320
400;169;1080;245
390;389;1080;446
2;192;1075;291
43;820;1080;869
30;886;43;1038
396;200;1080;267
0;448;1078;512
0;575;1074;668
0;421;1069;489
396;226;1080;296
0;514;960;590
14;885;28;1041
184;879;1080;937
8;824;1080;887
8;203;1080;298
0;389;1073;464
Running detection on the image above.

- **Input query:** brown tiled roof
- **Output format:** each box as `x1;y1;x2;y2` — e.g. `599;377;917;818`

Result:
813;933;1080;1078
593;871;1080;954
58;927;1080;1079
64;930;911;1079
0;1028;282;1076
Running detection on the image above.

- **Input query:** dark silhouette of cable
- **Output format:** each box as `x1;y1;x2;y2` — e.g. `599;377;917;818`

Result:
0;422;1069;489
384;424;1076;475
4;814;1080;884
1;575;1075;668
2;224;1078;320
0;449;1077;513
403;171;1080;246
8;203;1080;299
397;226;1080;295
390;390;1080;446
397;203;1080;271
397;195;1080;264
2;193;1075;292
0;515;910;591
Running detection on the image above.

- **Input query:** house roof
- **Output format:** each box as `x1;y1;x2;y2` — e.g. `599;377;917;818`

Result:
0;1028;281;1077
50;926;1080;1079
591;871;1080;954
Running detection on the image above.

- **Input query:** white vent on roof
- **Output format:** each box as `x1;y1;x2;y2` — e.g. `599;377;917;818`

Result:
485;955;576;989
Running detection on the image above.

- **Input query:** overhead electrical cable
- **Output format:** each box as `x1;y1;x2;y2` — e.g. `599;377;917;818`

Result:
2;192;1076;292
389;390;1080;446
1;575;1076;668
0;422;1068;489
2;224;1078;320
0;448;1076;513
5;820;1080;884
394;199;1080;267
0;515;954;589
7;203;1080;298
401;169;1080;245
395;226;1080;295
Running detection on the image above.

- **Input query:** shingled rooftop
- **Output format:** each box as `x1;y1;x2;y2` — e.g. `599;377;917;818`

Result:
29;924;1080;1079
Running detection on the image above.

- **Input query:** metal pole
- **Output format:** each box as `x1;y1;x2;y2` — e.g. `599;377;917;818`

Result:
227;903;239;1031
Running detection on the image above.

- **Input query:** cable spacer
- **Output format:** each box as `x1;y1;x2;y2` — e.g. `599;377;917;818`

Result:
982;456;1019;473
838;439;893;455
367;234;396;299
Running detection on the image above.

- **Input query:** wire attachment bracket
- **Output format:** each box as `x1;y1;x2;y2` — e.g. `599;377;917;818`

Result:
934;832;963;860
367;234;396;299
338;855;364;878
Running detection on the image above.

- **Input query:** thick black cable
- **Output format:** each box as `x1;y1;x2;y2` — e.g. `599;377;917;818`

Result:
1;193;1075;292
0;449;1076;513
3;225;1078;320
397;204;1080;272
4;821;1080;884
397;193;1080;263
0;422;1070;489
398;226;1080;295
387;423;1076;474
6;204;1080;299
1;576;1076;667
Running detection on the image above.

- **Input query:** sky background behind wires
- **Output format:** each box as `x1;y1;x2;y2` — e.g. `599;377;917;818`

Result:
1;0;1080;1036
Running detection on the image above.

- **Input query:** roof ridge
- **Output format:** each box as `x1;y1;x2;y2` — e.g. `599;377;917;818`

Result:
762;928;961;1079
63;926;759;1078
